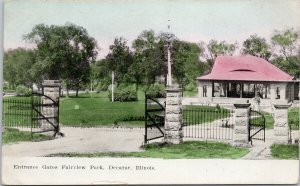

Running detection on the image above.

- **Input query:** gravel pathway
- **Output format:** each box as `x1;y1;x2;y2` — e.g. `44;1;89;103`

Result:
2;127;146;157
242;129;299;160
3;127;298;159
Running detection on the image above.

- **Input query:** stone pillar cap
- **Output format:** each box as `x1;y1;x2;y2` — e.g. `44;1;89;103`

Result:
273;103;292;109
42;80;61;87
166;85;182;92
234;101;251;109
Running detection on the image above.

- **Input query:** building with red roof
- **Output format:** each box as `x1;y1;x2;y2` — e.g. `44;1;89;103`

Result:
197;55;299;103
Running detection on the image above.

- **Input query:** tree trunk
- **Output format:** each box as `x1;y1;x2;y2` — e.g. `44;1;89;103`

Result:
66;88;69;97
76;88;79;97
136;82;139;92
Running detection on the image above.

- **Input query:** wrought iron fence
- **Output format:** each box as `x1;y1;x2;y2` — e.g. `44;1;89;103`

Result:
183;106;234;140
3;97;32;128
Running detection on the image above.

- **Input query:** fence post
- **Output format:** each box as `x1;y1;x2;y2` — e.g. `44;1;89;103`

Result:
273;103;291;144
233;103;251;147
41;80;61;133
163;85;183;144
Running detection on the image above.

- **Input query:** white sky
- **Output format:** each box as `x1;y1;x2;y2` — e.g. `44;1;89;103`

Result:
4;0;300;58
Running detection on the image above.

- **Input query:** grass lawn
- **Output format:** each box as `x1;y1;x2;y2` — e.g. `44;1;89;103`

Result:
4;93;298;129
60;92;145;127
183;90;198;97
3;96;32;127
288;107;299;130
183;105;231;124
2;128;53;144
261;111;274;129
60;92;231;127
258;108;299;130
48;141;249;159
270;144;299;159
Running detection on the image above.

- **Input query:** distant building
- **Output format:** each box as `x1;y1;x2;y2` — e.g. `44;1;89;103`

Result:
197;55;299;105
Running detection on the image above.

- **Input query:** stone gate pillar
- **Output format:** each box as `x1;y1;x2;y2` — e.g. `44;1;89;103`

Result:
164;85;183;144
233;103;251;147
41;80;61;133
273;103;291;144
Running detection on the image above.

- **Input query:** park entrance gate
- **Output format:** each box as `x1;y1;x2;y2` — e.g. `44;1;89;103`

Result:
31;91;60;136
3;88;60;137
248;109;265;144
144;94;165;144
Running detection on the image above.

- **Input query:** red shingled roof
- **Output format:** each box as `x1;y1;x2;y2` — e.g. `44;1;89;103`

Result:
197;55;294;81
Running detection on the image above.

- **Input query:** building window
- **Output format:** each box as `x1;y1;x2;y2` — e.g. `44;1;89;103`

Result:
276;87;280;99
203;85;207;97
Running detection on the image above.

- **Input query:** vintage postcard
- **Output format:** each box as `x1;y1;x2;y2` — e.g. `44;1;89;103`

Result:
1;0;299;185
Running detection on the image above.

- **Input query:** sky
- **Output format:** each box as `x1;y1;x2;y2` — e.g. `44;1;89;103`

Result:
4;0;300;58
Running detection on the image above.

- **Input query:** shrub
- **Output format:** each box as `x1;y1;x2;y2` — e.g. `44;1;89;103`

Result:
100;82;109;91
215;104;221;111
3;82;10;91
145;83;165;98
108;84;138;102
289;108;299;130
184;82;197;91
96;87;101;93
15;85;31;96
117;115;145;122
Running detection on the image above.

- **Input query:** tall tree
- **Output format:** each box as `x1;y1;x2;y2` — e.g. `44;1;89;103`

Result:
106;37;133;84
241;35;271;60
271;28;299;58
24;23;98;97
132;30;157;53
271;28;300;77
202;40;237;68
132;30;166;85
3;48;36;89
91;59;111;91
128;53;144;91
171;40;203;88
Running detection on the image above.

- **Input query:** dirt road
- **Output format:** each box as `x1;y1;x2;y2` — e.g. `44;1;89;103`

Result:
2;127;145;157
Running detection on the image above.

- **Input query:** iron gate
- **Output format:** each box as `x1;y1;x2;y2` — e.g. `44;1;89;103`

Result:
144;94;165;144
248;109;265;144
183;106;234;140
3;91;60;137
31;92;60;136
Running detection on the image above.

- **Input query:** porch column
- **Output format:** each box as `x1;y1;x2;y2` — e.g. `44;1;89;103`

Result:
227;83;230;97
270;83;276;100
233;102;251;147
290;83;294;101
164;85;183;144
279;83;287;101
240;83;243;98
225;83;228;97
41;80;61;134
264;84;267;98
212;81;215;97
206;81;213;98
198;81;203;98
273;103;291;144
